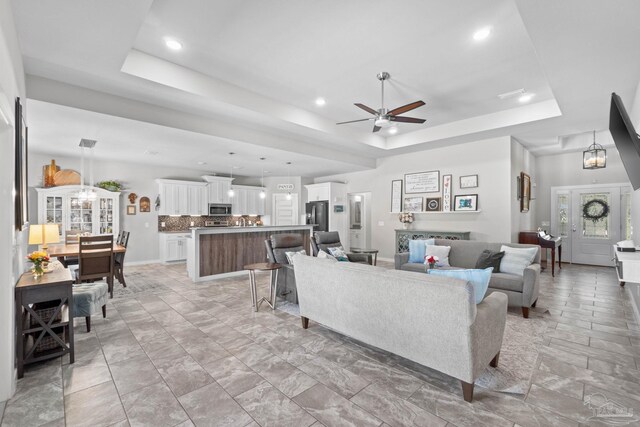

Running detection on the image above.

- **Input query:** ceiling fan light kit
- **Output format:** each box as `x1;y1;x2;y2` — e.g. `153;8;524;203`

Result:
336;72;426;133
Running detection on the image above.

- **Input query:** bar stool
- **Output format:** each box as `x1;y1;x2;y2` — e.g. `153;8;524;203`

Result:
244;262;282;312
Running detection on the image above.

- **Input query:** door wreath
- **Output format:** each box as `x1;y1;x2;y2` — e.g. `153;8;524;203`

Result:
582;199;609;222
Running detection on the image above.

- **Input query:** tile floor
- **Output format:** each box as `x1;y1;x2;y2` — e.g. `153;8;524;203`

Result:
1;261;639;427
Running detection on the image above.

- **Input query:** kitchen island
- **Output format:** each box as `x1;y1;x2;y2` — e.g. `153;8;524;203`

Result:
186;225;313;282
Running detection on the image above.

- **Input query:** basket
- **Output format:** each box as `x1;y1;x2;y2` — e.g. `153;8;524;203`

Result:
30;301;62;327
34;327;66;353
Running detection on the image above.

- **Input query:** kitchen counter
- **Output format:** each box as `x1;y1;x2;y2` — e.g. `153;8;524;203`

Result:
186;225;313;282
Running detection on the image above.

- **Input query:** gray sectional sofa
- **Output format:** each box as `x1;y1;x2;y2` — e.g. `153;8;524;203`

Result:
395;239;540;318
292;254;508;402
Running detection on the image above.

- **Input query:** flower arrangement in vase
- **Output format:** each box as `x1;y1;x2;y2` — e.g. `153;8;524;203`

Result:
398;212;414;229
27;251;50;278
424;255;439;271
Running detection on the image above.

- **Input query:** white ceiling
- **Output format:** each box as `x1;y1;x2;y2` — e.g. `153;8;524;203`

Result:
11;0;640;175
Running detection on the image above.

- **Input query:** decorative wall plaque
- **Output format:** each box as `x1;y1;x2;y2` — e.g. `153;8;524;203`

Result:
405;171;440;193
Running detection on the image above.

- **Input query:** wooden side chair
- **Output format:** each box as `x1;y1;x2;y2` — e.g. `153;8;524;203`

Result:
60;229;81;267
72;235;113;332
114;231;130;287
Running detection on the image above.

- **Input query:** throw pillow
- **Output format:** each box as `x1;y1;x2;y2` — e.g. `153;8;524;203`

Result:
475;250;505;272
499;245;538;276
327;246;349;261
427;267;493;304
285;249;306;264
425;244;451;267
408;239;435;263
317;250;337;262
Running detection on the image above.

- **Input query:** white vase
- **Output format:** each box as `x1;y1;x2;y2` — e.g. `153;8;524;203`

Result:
403;222;409;230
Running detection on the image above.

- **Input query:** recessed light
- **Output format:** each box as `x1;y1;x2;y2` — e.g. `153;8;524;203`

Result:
388;127;398;135
473;27;492;41
197;161;207;165
164;38;183;50
518;93;534;103
315;97;326;106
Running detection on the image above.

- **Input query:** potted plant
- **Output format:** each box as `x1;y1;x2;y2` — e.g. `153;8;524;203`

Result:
96;180;122;192
27;251;50;278
398;212;414;229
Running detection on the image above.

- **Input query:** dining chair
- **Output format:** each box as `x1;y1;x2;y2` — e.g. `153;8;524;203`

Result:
72;235;113;332
60;230;81;267
116;230;125;245
114;231;130;288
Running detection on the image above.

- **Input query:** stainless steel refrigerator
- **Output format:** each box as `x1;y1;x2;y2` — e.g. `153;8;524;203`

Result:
305;201;329;232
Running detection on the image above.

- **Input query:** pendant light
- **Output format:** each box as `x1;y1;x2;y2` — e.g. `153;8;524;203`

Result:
285;161;292;200
78;139;97;201
583;130;606;169
259;157;266;199
227;152;235;198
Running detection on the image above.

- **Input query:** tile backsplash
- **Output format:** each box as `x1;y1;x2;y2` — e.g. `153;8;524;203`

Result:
158;215;262;232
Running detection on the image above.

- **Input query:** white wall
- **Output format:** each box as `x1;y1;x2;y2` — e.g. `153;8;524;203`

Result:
629;81;640;241
0;0;26;401
314;136;513;259
510;138;537;241
28;152;212;263
536;149;629;229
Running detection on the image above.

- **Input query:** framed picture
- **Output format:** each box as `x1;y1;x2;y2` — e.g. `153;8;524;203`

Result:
127;205;136;215
391;179;403;213
405;171;440;193
459;174;478;189
520;172;531;212
454;194;478;211
139;196;151;212
442;174;452;212
403;197;423;213
425;197;441;212
14;97;28;231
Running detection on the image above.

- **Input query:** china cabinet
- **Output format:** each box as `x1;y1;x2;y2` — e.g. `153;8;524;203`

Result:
36;186;120;240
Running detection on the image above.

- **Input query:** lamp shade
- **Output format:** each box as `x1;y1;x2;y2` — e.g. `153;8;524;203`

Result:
29;224;60;246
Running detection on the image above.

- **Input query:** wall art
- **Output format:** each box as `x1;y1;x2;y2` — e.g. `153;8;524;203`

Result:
405;171;439;193
442;174;452;212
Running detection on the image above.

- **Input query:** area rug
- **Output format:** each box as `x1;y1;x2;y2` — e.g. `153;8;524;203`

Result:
111;272;173;299
276;302;548;396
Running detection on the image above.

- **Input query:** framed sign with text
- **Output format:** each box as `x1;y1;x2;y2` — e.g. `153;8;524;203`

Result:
391;180;402;213
405;171;440;193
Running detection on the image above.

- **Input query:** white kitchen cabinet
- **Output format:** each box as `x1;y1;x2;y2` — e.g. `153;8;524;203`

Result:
159;232;190;263
306;184;330;202
203;176;234;204
156;179;208;216
36;186;121;240
231;185;265;215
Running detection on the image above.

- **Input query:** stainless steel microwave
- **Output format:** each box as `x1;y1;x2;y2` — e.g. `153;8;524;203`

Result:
208;204;232;216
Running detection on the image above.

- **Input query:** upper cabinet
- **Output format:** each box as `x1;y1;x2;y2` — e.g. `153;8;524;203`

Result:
306;184;331;202
202;176;234;204
156;179;208;216
36;185;120;240
231;185;266;216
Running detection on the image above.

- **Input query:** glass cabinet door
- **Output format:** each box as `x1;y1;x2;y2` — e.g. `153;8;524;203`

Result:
45;196;64;237
69;197;93;233
99;198;114;234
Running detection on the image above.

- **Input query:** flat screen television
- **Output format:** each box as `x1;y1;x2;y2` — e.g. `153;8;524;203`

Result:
610;92;640;190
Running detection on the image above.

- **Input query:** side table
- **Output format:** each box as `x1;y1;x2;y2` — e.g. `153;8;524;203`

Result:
15;262;74;378
244;262;282;312
350;248;379;266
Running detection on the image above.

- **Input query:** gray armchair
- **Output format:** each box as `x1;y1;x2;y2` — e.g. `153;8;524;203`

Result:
264;234;305;304
311;231;372;265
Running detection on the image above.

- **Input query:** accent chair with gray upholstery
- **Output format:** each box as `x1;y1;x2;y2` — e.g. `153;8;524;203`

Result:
311;231;372;264
395;239;540;318
265;233;305;303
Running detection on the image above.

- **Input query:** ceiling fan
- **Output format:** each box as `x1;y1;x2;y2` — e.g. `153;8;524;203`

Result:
337;72;426;133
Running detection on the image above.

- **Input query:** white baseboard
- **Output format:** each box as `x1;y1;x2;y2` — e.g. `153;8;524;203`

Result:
377;256;394;263
124;259;161;266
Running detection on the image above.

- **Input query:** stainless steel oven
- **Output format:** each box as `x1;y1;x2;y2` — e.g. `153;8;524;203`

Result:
208;204;232;216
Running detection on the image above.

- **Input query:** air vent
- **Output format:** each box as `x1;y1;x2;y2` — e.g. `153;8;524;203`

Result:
79;138;97;148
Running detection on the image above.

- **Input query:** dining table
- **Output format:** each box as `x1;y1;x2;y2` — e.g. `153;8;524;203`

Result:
47;242;126;258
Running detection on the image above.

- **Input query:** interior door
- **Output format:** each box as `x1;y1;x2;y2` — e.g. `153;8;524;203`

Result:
273;193;298;225
571;187;620;266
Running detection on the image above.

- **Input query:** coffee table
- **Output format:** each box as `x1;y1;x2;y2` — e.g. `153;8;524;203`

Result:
350;248;379;266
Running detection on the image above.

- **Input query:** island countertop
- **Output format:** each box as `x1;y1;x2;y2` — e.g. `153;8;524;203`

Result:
186;225;313;281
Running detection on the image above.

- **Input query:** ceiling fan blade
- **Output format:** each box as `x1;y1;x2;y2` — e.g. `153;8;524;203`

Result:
336;118;375;125
388;100;425;116
355;103;379;115
373;125;381;133
390;116;426;124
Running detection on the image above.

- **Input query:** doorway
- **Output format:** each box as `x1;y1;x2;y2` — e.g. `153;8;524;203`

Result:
348;192;371;250
272;193;299;225
551;184;632;266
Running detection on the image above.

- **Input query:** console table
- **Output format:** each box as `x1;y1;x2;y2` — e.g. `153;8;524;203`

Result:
519;231;562;277
613;245;640;287
15;263;74;378
395;229;470;253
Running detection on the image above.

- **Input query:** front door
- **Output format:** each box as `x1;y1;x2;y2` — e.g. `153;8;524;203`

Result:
272;193;299;225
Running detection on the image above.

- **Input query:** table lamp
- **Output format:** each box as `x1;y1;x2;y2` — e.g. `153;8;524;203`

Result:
28;224;60;252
